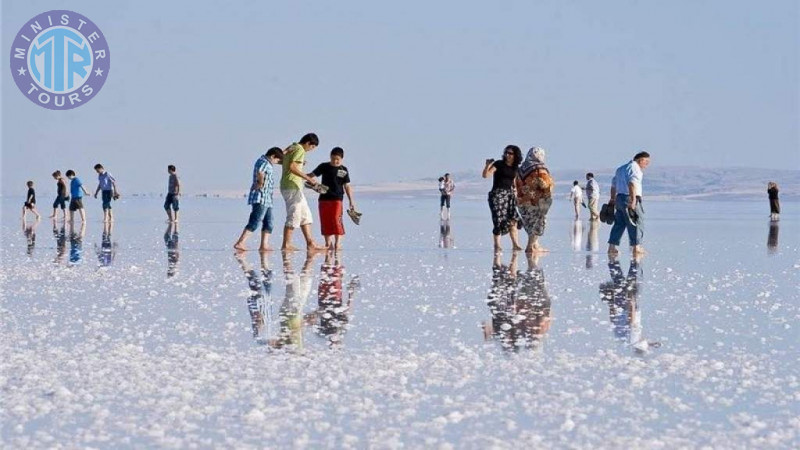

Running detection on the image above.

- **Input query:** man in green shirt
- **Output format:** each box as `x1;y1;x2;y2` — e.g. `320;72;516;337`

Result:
280;133;325;251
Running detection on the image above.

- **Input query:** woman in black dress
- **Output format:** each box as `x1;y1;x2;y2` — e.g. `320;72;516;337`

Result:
482;145;523;252
768;182;780;221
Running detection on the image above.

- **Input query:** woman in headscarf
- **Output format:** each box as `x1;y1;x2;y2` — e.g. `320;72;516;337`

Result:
482;145;524;252
768;182;780;221
515;147;554;253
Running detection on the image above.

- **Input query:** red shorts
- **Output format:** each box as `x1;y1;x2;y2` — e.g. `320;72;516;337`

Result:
319;199;345;236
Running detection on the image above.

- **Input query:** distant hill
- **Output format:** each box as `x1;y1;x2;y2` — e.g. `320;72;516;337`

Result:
359;166;800;201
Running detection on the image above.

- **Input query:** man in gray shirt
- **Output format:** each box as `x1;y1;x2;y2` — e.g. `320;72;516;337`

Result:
164;165;181;222
585;172;600;221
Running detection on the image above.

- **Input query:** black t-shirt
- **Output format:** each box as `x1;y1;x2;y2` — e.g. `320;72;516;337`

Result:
491;160;516;191
57;179;67;197
312;163;351;201
27;187;36;204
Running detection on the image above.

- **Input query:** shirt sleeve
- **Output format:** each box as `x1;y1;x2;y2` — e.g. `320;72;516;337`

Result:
627;165;641;185
343;167;351;184
312;164;324;177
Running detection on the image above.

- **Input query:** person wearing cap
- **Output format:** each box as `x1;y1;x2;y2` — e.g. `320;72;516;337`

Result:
607;151;650;256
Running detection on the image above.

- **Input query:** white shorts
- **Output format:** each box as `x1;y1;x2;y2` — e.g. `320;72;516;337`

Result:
281;188;313;228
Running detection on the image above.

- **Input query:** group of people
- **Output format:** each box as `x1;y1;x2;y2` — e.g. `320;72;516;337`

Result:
482;146;651;256
232;133;358;253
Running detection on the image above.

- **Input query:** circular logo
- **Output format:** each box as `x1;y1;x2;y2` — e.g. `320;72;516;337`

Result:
9;10;110;110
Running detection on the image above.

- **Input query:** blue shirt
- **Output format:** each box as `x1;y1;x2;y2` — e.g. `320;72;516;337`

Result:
611;160;643;197
70;177;84;198
247;155;274;206
98;171;115;191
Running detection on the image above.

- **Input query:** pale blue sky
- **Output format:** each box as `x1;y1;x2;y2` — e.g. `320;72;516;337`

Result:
2;0;798;194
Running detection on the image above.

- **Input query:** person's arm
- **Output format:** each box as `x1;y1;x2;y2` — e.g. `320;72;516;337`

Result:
290;161;315;183
254;171;265;190
111;177;118;196
83;184;90;196
627;182;636;208
344;184;355;210
175;177;181;196
482;160;496;178
609;176;617;203
94;183;100;198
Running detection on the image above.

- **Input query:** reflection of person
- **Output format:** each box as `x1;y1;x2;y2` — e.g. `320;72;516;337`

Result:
767;222;779;254
585;218;599;269
767;182;780;222
234;251;274;344
483;252;551;352
516;147;554;254
570;219;583;251
269;252;317;350
306;252;358;347
69;222;86;264
93;164;119;223
95;221;116;267
439;219;454;248
23;219;38;256
585;173;600;221
599;255;659;353
164;165;181;223
234;147;283;251
608;151;650;256
569;181;583;220
53;222;67;263
482;145;524;252
164;222;180;277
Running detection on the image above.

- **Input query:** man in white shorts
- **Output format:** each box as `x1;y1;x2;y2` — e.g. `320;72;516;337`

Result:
280;133;326;251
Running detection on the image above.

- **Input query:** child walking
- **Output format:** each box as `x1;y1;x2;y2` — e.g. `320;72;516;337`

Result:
22;181;40;221
50;171;68;220
309;147;356;250
164;165;181;222
66;170;90;224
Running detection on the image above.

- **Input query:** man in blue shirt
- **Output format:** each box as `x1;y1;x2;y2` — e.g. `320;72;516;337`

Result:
93;164;119;223
607;151;650;256
66;169;90;224
234;147;283;251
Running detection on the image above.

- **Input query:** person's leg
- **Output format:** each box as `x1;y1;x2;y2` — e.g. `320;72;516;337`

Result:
164;195;172;221
334;234;343;250
607;197;627;255
259;207;274;251
509;221;523;251
298;194;324;250
79;207;86;223
21;206;26;221
631;201;645;255
32;206;40;219
172;195;180;222
493;233;502;252
235;204;264;250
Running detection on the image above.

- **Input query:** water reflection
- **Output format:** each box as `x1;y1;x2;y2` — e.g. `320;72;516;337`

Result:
234;251;274;345
95;222;117;267
69;222;86;264
767;221;779;254
439;219;454;248
570;219;583;251
585;219;599;269
23;219;39;257
599;256;660;353
484;252;551;352
164;223;180;277
267;252;318;351
306;252;359;347
53;221;67;263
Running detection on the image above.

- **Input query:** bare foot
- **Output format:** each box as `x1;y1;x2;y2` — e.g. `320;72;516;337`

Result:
282;245;300;252
512;245;524;251
307;244;327;252
632;246;646;255
607;245;619;256
48;214;56;218
258;246;273;252
534;245;549;253
233;243;247;251
493;246;503;253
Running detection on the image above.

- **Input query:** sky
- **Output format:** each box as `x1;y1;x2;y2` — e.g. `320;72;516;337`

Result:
2;0;798;195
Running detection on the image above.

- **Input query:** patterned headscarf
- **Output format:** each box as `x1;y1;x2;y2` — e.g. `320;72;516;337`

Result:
518;147;548;180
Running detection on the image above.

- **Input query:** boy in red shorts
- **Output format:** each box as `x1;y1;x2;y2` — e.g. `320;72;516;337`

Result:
308;147;356;250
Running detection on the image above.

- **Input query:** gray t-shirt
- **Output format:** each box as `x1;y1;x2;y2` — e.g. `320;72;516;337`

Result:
168;173;179;194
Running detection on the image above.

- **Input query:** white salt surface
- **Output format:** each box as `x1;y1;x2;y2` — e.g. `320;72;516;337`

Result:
2;197;799;448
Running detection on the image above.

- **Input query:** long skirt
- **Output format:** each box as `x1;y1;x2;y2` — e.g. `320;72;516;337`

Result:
488;189;520;236
770;198;780;214
518;197;552;237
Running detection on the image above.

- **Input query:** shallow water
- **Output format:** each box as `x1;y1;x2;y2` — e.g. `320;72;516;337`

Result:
2;196;799;448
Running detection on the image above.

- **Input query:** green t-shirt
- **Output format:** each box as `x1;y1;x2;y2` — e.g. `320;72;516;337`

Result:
280;143;306;190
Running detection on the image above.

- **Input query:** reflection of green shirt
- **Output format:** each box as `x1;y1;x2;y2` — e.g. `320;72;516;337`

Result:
280;143;305;190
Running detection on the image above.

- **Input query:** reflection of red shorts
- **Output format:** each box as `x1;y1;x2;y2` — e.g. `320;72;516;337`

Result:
319;199;345;236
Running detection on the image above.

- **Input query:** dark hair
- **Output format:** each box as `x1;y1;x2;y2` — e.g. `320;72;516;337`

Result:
634;151;650;161
266;147;283;160
573;180;579;186
504;145;523;169
94;163;104;170
26;180;34;187
66;170;76;177
330;147;344;158
299;133;319;146
586;172;594;178
445;173;450;177
167;165;176;172
52;170;62;178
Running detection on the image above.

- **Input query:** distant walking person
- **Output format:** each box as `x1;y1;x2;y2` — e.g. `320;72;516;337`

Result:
93;164;119;223
309;147;356;250
280;133;326;251
50;171;68;220
569;180;583;219
66;170;89;224
234;147;283;251
440;173;455;219
768;182;780;221
607;151;650;256
516;147;554;253
22;180;40;221
585;173;600;221
483;145;524;252
164;165;181;223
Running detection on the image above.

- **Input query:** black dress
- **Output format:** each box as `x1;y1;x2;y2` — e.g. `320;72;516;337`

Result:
768;187;780;214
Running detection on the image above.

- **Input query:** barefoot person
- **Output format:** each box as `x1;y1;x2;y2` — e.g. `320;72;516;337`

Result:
280;133;326;251
93;164;118;223
516;147;554;254
767;182;780;221
482;145;524;252
21;181;41;221
569;180;583;220
607;151;650;256
50;171;68;220
585;173;600;221
440;173;455;220
66;170;89;224
164;165;181;223
308;147;356;250
234;147;283;251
